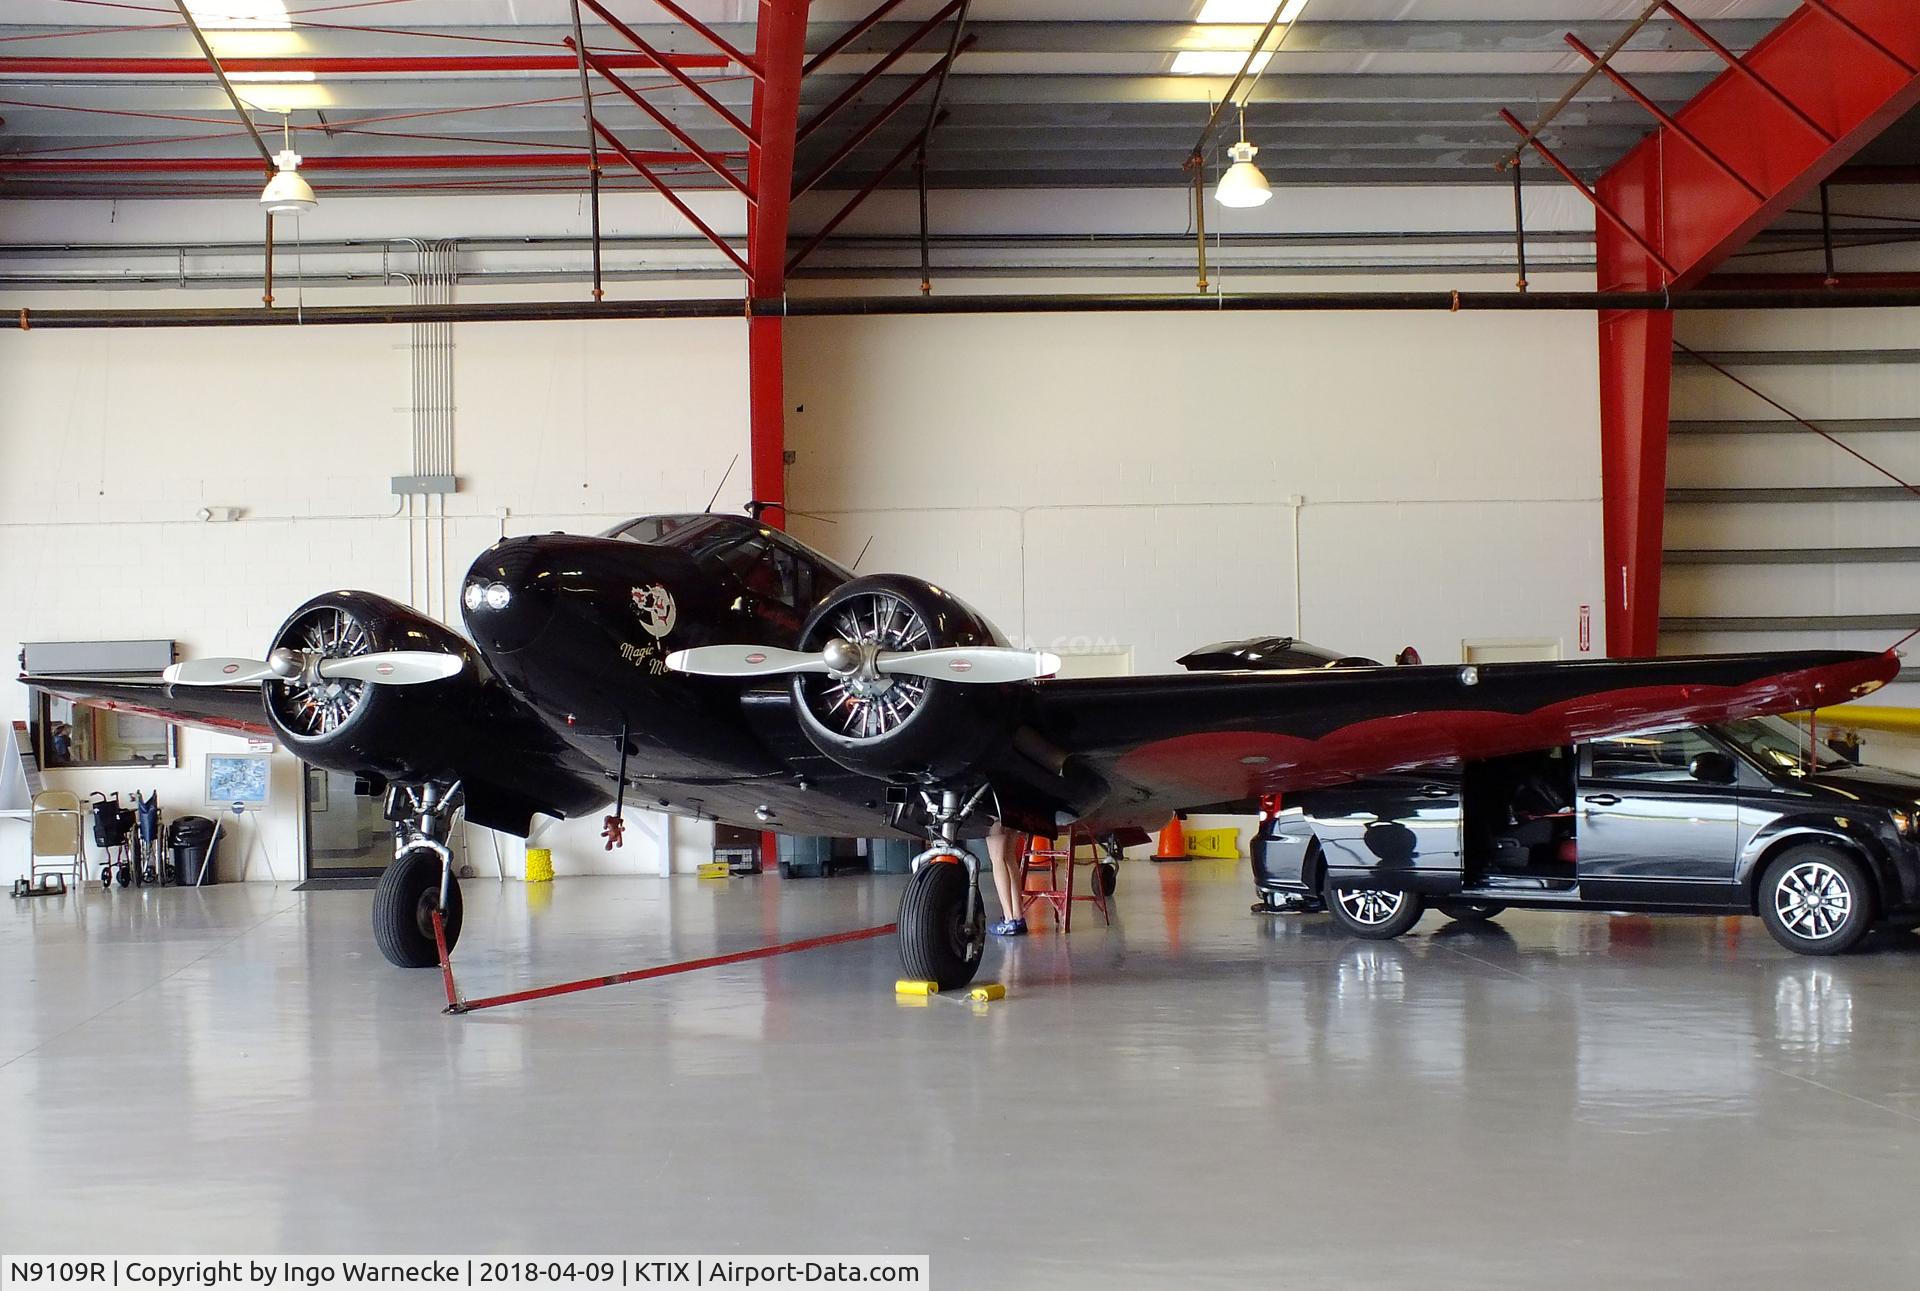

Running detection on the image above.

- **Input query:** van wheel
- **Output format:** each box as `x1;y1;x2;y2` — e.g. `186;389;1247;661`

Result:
1323;879;1425;940
1759;846;1873;956
1437;901;1506;924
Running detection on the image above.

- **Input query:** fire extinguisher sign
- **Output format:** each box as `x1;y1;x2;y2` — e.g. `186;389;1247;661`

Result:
1578;605;1592;653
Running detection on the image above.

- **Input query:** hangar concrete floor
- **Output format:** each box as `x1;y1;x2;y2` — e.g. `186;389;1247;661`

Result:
5;864;1919;1286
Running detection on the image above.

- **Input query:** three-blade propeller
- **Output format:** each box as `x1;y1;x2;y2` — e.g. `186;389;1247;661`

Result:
665;640;1060;684
163;648;462;688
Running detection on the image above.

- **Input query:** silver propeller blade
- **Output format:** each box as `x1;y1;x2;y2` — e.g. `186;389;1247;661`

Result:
163;657;281;686
665;645;832;678
163;651;459;688
667;642;1059;684
876;647;1061;683
317;651;463;685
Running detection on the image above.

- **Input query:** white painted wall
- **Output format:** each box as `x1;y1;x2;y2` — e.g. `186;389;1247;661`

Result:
783;269;1606;673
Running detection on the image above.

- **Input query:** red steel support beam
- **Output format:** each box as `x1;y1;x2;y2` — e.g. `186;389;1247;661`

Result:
745;0;811;877
746;0;809;513
1499;109;1679;280
579;44;753;201
578;0;756;140
0;54;718;74
1590;0;1920;657
592;120;747;273
1565;33;1765;201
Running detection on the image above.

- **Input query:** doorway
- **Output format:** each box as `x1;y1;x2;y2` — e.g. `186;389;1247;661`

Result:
302;766;391;879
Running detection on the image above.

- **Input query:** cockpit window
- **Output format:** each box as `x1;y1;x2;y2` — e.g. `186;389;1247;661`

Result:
602;514;851;607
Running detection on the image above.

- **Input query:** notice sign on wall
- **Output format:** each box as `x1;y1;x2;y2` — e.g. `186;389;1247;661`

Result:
1578;605;1592;653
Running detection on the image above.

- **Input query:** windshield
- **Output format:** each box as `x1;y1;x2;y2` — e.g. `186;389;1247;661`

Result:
1717;716;1850;774
602;514;855;588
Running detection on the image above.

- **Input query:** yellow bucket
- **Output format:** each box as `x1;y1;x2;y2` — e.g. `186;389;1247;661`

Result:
525;847;555;883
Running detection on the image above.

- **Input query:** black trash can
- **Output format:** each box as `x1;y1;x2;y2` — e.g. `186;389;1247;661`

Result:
168;815;220;886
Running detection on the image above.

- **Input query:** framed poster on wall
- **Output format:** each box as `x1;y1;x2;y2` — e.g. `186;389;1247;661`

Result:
207;753;271;806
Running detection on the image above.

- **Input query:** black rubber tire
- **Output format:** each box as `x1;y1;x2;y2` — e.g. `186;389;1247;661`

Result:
1093;862;1119;898
898;860;985;991
372;847;462;969
1322;877;1425;940
1437;901;1506;924
1758;845;1874;956
115;865;130;889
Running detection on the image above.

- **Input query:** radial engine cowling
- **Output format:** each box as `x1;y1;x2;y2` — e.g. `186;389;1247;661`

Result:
261;590;479;783
790;574;1024;783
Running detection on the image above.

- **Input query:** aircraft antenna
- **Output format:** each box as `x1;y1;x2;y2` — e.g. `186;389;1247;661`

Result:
703;455;739;514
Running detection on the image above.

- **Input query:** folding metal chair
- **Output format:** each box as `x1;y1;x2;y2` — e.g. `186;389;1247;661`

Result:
30;789;87;887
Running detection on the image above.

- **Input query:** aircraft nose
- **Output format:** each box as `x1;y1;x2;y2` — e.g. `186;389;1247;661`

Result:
461;538;557;653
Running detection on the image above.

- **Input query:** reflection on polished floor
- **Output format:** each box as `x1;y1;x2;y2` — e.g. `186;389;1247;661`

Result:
5;861;1920;1286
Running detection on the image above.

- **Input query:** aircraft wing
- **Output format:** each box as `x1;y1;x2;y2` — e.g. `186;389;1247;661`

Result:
19;673;274;740
1027;649;1897;830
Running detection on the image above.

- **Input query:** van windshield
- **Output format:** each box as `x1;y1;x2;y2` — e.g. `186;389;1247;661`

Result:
1718;716;1850;774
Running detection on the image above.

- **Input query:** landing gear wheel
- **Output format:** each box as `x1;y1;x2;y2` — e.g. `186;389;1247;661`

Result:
373;847;463;969
898;859;985;991
1094;862;1119;899
1759;846;1873;956
1437;900;1506;924
1323;878;1425;940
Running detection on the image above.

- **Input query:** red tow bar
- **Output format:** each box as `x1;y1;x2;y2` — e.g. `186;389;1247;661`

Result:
431;910;896;1014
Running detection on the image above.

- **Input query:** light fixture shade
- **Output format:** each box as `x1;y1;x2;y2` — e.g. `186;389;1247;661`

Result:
261;148;316;214
1214;140;1272;209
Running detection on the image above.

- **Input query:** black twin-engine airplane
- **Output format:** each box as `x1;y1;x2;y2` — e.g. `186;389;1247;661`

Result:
20;511;1898;988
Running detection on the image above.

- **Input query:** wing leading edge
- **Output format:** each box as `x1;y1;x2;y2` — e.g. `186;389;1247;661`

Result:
1030;650;1897;831
19;673;273;740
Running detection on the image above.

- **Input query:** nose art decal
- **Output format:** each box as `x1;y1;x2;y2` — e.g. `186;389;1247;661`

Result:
630;584;678;639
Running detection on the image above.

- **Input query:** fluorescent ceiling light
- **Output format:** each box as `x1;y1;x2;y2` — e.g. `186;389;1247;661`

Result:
235;82;332;112
1197;0;1309;22
1175;0;1310;74
1173;50;1273;75
186;1;291;29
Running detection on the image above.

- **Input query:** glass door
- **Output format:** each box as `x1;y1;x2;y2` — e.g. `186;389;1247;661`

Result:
302;765;392;879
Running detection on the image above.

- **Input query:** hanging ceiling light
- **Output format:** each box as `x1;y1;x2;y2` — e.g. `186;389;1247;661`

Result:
260;114;315;215
1214;107;1272;208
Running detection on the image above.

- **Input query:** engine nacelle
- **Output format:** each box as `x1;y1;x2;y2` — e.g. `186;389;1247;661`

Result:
262;590;482;784
790;574;1022;783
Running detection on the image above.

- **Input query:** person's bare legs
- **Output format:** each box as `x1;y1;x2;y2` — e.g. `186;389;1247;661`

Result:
987;821;1026;934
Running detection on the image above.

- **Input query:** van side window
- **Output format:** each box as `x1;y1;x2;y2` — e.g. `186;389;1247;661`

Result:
1587;729;1719;783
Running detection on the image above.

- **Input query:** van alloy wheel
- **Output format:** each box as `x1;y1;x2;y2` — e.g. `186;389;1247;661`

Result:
1338;888;1407;926
1773;859;1852;940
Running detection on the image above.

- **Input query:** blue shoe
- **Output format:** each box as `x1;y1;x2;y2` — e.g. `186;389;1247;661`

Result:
991;918;1028;937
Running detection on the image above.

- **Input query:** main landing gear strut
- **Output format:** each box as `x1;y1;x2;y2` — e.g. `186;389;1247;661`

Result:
897;784;993;991
372;780;464;969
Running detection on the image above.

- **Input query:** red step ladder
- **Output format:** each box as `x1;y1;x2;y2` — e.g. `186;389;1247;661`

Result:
1018;828;1112;932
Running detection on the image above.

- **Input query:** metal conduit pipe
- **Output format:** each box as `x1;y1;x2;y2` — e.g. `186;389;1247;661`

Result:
13;288;1920;329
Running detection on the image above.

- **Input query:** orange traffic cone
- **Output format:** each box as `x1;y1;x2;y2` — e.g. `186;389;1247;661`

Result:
1153;814;1188;862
